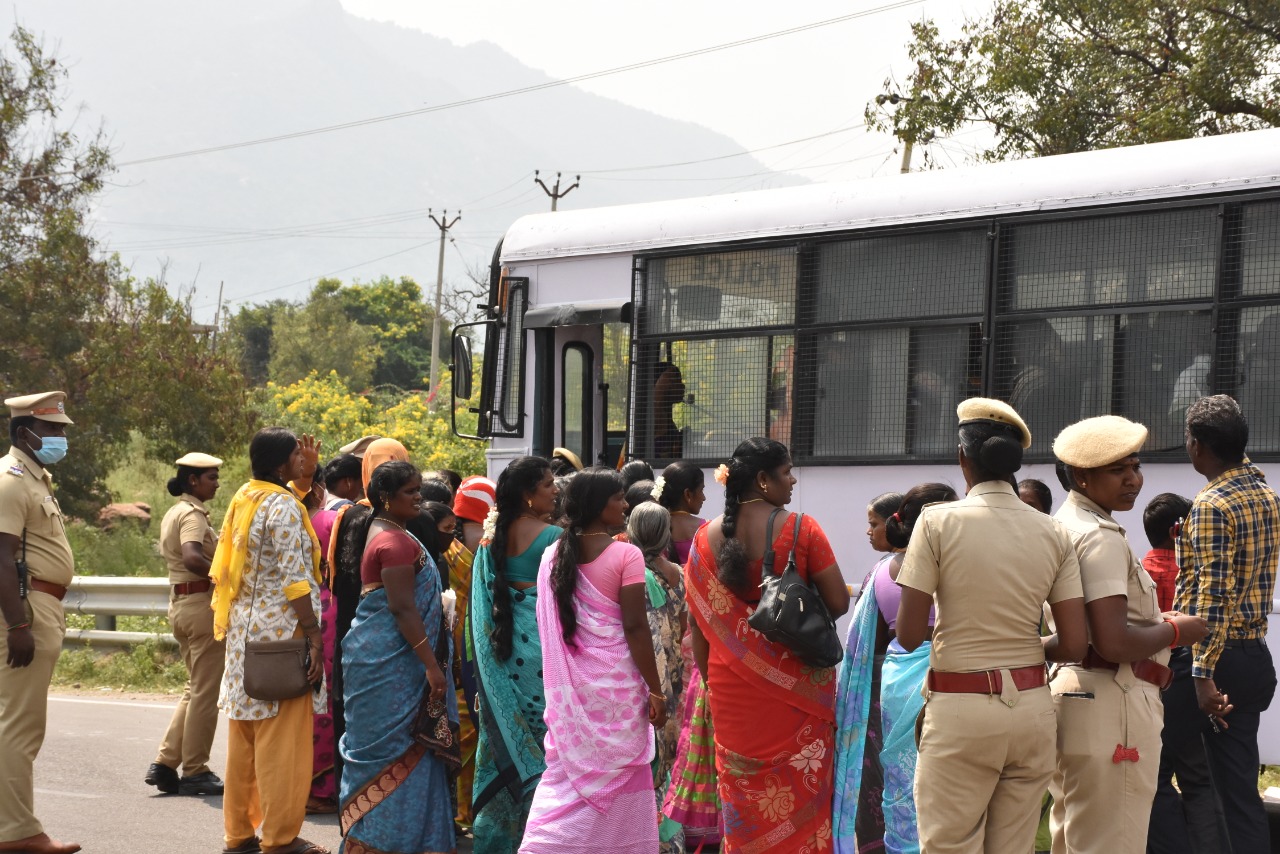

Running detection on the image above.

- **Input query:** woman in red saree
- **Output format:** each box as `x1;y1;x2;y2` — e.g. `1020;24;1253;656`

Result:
686;438;850;853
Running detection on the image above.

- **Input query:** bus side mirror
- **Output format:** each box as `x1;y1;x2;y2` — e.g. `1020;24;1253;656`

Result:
452;335;473;400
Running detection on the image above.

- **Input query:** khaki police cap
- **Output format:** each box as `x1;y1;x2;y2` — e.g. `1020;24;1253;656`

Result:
551;447;584;471
1053;415;1147;469
956;397;1032;449
175;452;223;468
339;435;381;458
5;390;74;424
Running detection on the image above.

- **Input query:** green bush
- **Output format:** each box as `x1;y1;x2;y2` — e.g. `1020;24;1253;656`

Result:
55;638;188;693
64;522;164;577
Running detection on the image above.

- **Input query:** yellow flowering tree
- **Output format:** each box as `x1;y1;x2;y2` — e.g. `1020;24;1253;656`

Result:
254;368;487;476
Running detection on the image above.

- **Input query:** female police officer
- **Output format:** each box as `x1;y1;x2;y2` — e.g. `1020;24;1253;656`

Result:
1048;416;1207;853
896;398;1088;854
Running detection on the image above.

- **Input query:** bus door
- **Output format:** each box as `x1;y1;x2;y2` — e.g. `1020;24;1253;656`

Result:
522;301;632;468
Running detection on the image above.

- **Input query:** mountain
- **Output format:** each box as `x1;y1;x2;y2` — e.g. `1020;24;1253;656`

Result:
5;0;803;319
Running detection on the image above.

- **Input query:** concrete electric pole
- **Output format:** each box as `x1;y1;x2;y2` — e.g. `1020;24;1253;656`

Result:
427;208;461;408
535;171;580;211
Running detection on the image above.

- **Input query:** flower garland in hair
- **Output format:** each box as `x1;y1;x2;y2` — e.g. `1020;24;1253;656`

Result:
650;476;666;502
480;506;499;546
714;463;730;486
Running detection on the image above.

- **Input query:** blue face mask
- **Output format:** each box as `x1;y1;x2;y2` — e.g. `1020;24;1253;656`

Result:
32;436;68;466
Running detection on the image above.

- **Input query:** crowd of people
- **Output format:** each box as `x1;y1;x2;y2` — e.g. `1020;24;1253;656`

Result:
0;387;1276;854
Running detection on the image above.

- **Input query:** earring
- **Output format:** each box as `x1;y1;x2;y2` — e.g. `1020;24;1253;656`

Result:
762;484;769;494
384;501;391;512
528;500;533;509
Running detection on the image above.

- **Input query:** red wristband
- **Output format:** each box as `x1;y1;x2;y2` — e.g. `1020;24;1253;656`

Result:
6;621;31;631
1164;617;1180;649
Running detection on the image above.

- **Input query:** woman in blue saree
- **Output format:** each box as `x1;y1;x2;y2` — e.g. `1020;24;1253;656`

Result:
834;484;954;854
340;461;460;854
468;457;562;853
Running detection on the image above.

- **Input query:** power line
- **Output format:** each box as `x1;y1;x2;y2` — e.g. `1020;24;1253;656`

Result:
192;240;433;311
573;124;866;174
108;1;924;169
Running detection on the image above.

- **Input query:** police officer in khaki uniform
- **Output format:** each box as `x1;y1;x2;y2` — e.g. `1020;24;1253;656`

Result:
0;392;80;854
896;398;1088;854
145;453;226;797
1048;416;1208;853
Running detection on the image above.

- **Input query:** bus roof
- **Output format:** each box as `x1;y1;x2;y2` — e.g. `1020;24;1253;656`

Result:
501;128;1280;264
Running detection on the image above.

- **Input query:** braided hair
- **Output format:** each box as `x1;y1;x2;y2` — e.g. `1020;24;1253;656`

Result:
717;437;790;590
488;456;552;660
884;483;958;550
551;467;625;646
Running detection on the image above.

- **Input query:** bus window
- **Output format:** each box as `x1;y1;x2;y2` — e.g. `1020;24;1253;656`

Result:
1242;200;1280;297
561;343;593;467
602;323;630;466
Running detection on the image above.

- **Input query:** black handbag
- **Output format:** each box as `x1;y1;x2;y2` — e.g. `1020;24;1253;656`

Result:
747;509;844;669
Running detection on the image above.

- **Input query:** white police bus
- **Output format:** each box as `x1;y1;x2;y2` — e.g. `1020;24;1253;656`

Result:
451;128;1280;761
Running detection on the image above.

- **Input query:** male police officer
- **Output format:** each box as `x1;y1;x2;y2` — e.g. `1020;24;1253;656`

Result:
0;392;80;854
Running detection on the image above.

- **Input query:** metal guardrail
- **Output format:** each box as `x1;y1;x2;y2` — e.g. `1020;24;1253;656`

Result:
63;576;177;649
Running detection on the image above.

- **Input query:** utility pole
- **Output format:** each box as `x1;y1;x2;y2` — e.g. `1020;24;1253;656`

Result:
211;281;224;350
534;170;580;211
427;209;461;408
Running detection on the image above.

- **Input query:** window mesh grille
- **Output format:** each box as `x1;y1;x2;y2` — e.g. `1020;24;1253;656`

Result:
802;324;982;458
810;229;987;323
1002;209;1217;310
633;336;793;461
1237;305;1280;452
992;311;1213;452
1241;201;1280;297
622;194;1280;463
638;247;796;335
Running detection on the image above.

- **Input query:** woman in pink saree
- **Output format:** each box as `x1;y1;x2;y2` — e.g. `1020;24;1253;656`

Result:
519;468;667;853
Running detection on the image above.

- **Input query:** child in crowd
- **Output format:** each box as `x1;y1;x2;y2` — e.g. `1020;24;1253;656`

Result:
1140;493;1191;611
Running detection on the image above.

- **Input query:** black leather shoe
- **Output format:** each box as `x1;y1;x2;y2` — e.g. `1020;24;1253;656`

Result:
178;770;224;796
144;762;179;794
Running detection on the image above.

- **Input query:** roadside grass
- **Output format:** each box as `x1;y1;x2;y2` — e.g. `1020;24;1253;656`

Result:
1261;765;1280;793
54;638;188;693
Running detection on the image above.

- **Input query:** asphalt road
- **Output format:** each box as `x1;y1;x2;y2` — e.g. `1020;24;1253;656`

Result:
36;692;473;854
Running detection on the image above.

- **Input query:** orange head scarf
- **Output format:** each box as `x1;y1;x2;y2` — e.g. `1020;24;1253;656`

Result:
361;438;411;493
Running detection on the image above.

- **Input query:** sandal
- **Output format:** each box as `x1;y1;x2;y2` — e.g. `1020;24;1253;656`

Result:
264;840;331;854
305;796;338;815
222;838;261;854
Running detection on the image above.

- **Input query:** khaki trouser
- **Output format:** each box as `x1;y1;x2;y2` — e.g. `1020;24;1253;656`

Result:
1049;665;1163;854
155;588;225;775
914;678;1057;854
0;591;65;842
223;693;313;849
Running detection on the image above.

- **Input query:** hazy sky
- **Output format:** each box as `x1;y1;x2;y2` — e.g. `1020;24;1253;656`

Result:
338;0;984;182
1;0;991;313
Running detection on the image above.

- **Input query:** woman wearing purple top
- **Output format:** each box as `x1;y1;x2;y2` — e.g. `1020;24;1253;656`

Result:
835;484;955;854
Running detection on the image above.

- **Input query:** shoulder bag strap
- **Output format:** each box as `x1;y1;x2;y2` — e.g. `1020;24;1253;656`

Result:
786;512;803;568
244;502;272;632
761;507;786;579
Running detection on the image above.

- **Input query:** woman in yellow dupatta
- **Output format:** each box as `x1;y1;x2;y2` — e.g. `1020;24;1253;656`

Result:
212;427;330;854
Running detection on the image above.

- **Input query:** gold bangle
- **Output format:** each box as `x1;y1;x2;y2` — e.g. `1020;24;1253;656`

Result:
649;690;664;702
412;636;429;651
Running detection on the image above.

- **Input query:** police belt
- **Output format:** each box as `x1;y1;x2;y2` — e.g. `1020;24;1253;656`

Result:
173;579;212;596
29;578;68;601
1081;646;1173;690
927;664;1047;694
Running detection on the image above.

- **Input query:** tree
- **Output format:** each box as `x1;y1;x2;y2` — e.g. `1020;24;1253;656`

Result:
267;296;380;392
0;26;250;516
318;275;438;390
869;0;1280;162
224;300;291;386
